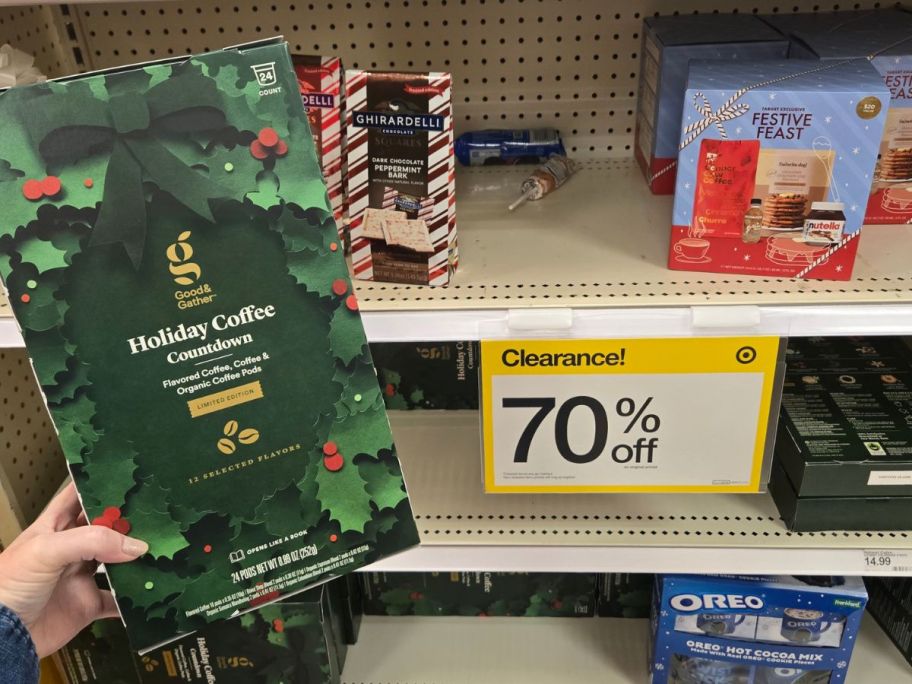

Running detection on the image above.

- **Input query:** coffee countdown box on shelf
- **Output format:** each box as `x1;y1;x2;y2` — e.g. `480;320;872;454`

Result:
0;39;419;652
56;586;343;683
362;572;597;617
649;574;868;684
670;59;888;280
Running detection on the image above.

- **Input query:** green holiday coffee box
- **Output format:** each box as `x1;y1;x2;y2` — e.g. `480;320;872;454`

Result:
56;587;342;683
362;572;597;617
0;39;419;652
596;573;653;618
372;341;479;410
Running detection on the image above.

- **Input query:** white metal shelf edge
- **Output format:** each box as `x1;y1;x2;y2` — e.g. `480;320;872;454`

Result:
4;302;912;347
362;543;893;576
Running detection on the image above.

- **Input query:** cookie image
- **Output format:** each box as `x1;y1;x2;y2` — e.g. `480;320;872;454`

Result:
761;193;807;229
879;147;912;181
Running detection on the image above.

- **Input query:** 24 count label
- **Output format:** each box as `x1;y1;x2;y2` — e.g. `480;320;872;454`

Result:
481;338;782;493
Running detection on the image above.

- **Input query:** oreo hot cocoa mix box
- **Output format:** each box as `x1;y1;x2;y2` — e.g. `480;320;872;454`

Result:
292;55;345;239
345;70;456;286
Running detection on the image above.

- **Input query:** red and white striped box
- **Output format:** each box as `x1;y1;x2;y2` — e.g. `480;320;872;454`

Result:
346;70;456;286
293;55;346;242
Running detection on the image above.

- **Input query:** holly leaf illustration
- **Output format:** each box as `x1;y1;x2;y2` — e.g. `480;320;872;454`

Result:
286;247;343;299
276;206;336;254
24;327;72;387
315;456;374;534
110;561;185;611
127;483;189;560
18;235;70;272
326;398;394;461
329;305;366;366
82;435;139;513
255;482;323;539
357;457;407;512
333;360;381;417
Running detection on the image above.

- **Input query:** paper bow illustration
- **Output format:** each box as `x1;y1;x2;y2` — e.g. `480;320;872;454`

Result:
680;90;750;150
23;69;231;268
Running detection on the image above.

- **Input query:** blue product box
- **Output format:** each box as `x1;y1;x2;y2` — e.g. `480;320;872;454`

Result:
670;59;888;280
789;26;912;225
760;9;912;52
635;15;788;194
649;575;868;684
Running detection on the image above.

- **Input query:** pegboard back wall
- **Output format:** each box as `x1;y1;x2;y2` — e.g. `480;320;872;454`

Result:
0;4;78;78
0;350;67;530
27;0;882;157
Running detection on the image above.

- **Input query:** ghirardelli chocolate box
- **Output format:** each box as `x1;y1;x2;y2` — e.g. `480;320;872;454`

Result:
293;55;345;239
345;70;456;286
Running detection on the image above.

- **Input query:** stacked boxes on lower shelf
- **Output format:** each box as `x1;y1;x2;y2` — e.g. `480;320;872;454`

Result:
770;336;912;531
649;574;868;684
866;576;912;667
362;572;597;617
55;577;362;684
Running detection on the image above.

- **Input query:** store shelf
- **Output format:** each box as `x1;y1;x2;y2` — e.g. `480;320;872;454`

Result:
3;161;912;346
365;412;912;576
341;614;911;683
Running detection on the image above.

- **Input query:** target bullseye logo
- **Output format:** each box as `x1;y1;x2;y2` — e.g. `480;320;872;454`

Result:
736;346;757;364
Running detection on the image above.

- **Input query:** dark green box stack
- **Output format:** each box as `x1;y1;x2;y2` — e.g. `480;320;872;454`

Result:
865;577;912;666
361;572;597;617
770;336;912;531
56;581;347;683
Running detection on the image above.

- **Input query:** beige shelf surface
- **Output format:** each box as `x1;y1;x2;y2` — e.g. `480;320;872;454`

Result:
341;614;912;684
366;412;912;575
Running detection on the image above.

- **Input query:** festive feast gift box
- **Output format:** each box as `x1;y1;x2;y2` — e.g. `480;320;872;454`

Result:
649;574;868;684
789;28;912;225
0;39;420;652
635;14;788;194
670;59;889;280
345;69;456;286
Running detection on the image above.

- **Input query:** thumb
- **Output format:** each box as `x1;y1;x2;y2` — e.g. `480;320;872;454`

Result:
32;526;148;572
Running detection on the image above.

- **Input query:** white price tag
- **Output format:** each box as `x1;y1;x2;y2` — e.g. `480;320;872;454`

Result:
481;338;782;493
862;550;912;573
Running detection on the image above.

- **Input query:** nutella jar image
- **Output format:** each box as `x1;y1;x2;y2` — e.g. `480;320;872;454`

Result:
802;201;846;245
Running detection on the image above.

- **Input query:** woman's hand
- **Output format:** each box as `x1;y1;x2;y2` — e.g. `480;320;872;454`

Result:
0;482;148;657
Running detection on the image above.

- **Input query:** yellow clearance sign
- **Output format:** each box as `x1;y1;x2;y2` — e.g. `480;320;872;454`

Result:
481;337;782;493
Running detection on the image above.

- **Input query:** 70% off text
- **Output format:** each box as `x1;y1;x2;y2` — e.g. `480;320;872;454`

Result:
503;396;661;464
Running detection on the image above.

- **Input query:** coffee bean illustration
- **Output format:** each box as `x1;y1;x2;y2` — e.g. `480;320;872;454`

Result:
217;438;236;455
223;420;239;437
238;428;260;445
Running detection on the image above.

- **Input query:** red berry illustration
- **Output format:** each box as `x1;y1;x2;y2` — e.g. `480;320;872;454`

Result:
551;600;563;610
274;140;289;157
83;178;94;188
203;544;213;554
249;140;270;160
385;383;396;397
322;441;338;456
409;592;424;601
323;452;344;472
112;518;131;535
345;293;359;311
272;618;284;633
19;294;30;304
329;534;338;543
331;278;348;296
258;127;279;148
92;516;113;529
40;176;61;197
103;506;122;521
22;179;42;201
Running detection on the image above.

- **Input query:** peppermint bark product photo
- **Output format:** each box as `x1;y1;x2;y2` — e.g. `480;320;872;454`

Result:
0;39;419;653
670;59;889;279
346;70;456;286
